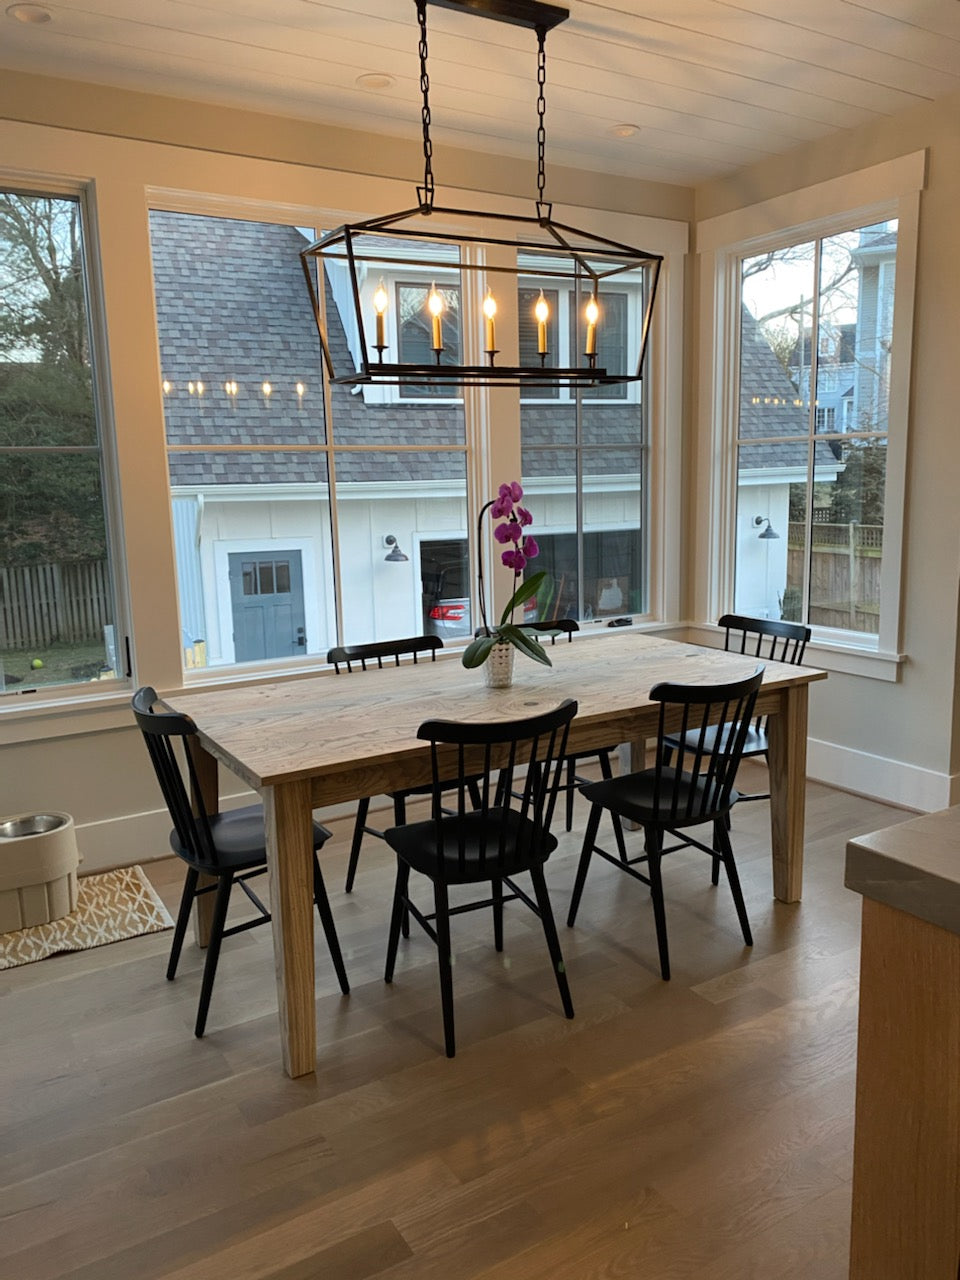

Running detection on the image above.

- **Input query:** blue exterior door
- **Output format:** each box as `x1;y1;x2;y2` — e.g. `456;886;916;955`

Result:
228;551;306;661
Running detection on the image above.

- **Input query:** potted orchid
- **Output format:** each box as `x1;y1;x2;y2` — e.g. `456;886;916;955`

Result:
461;481;552;674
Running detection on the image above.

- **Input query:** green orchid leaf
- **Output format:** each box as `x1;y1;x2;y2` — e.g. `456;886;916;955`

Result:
499;569;547;626
497;624;553;667
461;634;498;668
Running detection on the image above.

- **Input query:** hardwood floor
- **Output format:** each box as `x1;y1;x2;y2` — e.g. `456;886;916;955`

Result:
1;768;908;1279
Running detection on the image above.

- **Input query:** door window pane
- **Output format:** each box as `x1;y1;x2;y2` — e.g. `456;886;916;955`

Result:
0;191;118;692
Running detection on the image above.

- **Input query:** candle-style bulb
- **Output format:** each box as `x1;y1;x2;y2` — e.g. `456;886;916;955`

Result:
535;290;549;355
585;294;599;356
427;283;444;351
373;278;389;349
483;289;497;354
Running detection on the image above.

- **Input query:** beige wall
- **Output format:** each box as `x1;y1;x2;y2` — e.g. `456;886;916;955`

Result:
693;89;960;801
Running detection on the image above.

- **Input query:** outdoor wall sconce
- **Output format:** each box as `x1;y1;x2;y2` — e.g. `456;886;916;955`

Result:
383;535;409;562
300;0;663;391
754;516;780;540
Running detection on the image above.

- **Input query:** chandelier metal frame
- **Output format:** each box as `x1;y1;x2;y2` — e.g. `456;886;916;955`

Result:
300;0;663;390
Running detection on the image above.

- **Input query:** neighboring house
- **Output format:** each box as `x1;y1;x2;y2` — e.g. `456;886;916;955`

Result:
150;214;646;665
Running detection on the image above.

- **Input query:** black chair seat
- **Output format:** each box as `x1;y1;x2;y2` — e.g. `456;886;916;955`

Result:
169;804;333;874
580;770;742;828
665;717;768;760
385;809;557;883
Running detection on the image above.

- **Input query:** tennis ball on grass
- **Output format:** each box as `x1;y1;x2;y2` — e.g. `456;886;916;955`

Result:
31;658;44;669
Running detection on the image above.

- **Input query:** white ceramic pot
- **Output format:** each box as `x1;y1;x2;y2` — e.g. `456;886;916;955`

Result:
483;642;515;689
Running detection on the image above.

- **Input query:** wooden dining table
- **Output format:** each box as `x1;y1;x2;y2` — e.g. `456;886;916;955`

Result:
169;630;826;1077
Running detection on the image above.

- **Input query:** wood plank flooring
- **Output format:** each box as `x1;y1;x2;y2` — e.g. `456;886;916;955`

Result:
0;767;909;1279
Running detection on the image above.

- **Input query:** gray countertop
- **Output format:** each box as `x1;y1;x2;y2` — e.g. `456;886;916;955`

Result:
845;805;960;936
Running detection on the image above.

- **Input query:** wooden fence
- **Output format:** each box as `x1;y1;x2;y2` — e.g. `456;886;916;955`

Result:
787;522;881;634
0;561;111;649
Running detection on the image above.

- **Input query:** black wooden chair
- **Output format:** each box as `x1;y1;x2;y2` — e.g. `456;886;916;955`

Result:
327;635;447;893
662;614;810;813
132;686;349;1037
384;698;578;1057
567;669;763;981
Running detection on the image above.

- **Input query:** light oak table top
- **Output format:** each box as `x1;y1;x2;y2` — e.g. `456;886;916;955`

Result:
171;630;826;1077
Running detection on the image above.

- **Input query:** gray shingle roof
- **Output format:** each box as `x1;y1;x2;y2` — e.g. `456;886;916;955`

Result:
150;212;643;488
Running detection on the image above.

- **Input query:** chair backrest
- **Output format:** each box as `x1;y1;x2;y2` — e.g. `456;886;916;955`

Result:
522;619;578;645
474;620;577;646
650;669;764;824
131;686;218;867
417;699;578;876
718;614;808;734
326;634;443;673
718;614;810;666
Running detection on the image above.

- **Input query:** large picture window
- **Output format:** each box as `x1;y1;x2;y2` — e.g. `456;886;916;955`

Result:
734;219;897;638
149;211;468;669
0;190;120;694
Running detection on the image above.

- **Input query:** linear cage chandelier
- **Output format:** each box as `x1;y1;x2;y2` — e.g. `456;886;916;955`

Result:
300;0;663;390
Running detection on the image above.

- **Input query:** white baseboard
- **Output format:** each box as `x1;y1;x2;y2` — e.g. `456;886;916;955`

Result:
807;736;953;813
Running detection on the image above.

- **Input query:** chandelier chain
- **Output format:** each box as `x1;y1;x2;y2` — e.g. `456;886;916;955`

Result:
417;0;435;209
536;27;548;208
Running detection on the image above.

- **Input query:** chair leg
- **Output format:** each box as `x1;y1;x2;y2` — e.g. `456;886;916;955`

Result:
715;820;753;947
393;794;410;936
384;860;410;984
567;801;603;927
167;866;199;980
344;797;369;893
433;880;456;1058
711;849;721;886
598;750;628;863
492;877;504;952
530;862;574;1019
645;830;671;981
313;856;349;995
194;874;233;1038
565;757;576;832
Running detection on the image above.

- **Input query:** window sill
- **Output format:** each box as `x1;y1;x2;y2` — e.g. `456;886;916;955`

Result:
684;622;904;683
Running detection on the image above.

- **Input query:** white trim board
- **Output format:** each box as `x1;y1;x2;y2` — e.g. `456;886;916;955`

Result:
807;737;951;815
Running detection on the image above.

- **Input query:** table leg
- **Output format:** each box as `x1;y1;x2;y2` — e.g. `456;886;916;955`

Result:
187;738;219;947
263;778;317;1078
766;682;807;903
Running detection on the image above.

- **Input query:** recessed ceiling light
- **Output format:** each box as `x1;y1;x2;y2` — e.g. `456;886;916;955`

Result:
609;123;641;139
356;73;396;92
6;3;52;22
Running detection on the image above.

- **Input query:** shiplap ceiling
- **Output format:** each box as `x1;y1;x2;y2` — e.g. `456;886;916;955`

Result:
2;0;960;186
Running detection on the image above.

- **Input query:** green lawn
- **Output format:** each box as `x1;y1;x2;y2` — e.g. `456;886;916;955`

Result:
1;640;111;691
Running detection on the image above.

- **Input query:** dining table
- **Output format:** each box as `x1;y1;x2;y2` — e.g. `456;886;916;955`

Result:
168;629;827;1077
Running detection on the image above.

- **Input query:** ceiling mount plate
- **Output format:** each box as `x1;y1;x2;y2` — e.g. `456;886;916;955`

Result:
426;0;569;33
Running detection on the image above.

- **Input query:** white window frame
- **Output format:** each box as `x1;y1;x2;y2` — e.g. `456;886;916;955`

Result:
0;175;130;704
694;152;924;680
